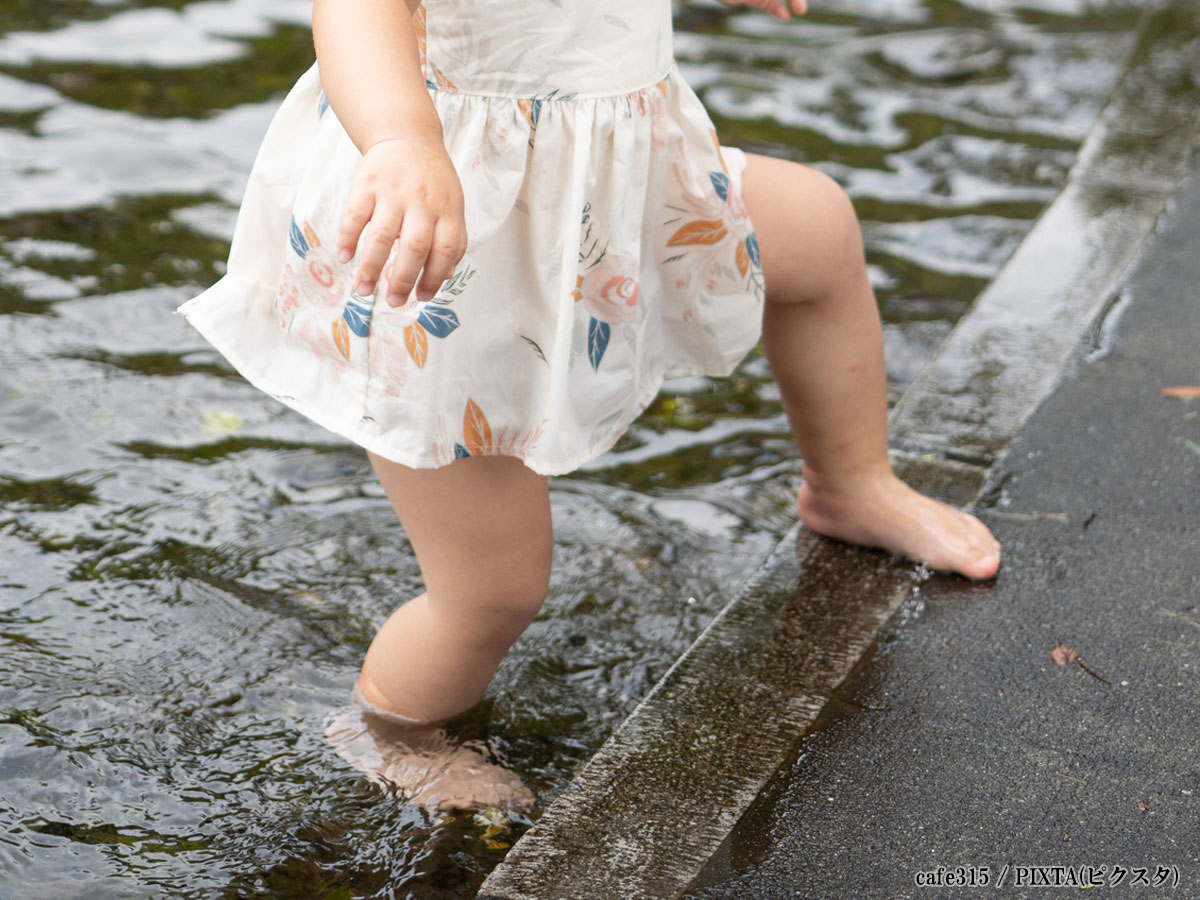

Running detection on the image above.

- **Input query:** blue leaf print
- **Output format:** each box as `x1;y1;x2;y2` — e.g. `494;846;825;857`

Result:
453;442;471;459
317;91;330;118
417;305;461;339
587;317;610;371
288;217;309;258
709;171;730;203
745;232;760;268
342;294;372;337
530;98;542;129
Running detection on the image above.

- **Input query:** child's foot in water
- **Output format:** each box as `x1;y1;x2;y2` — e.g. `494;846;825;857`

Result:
322;683;535;813
796;464;1001;581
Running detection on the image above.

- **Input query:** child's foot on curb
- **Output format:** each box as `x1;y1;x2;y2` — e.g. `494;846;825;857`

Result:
796;467;1001;581
322;687;535;813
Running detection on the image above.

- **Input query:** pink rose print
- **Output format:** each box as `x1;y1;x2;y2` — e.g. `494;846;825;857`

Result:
281;217;351;320
299;244;348;319
575;251;640;371
581;253;639;325
575;197;641;371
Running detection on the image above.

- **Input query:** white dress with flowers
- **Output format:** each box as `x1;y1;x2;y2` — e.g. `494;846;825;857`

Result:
176;0;765;476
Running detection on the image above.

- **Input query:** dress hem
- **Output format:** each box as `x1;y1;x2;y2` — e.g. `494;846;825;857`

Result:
175;288;758;478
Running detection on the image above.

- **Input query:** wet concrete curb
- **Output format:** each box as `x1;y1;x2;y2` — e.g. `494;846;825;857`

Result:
479;4;1200;898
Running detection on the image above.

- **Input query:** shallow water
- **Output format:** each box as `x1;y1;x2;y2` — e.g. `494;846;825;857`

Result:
0;1;1140;896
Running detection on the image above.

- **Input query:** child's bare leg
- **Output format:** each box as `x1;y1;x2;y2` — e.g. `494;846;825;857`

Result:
357;451;553;721
325;452;552;810
740;153;1001;580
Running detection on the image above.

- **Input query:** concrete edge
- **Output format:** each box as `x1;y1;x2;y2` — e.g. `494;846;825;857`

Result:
479;4;1200;898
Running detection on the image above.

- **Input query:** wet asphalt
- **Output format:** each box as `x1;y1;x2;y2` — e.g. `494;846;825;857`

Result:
683;158;1200;899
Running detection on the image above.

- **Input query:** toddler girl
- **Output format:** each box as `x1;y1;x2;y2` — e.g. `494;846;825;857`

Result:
176;0;1001;811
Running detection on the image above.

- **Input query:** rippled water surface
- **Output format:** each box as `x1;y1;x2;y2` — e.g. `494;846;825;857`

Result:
1;1;1141;896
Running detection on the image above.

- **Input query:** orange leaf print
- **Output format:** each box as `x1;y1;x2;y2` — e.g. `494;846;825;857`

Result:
404;322;428;368
735;240;750;277
412;3;427;57
668;220;728;247
303;220;321;250
463;397;492;456
332;318;350;360
429;61;458;93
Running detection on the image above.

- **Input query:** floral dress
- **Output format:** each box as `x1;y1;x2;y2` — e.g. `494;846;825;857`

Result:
175;0;765;476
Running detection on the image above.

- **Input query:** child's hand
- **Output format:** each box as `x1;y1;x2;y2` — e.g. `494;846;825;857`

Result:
717;0;807;21
338;134;467;306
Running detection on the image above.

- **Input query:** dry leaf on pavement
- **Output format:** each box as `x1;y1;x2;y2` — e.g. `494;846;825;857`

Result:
1051;641;1111;685
1051;641;1079;666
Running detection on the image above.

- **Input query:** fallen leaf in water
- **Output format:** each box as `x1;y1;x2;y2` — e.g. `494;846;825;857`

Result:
1161;386;1200;398
201;410;242;436
1138;801;1151;812
1051;642;1079;666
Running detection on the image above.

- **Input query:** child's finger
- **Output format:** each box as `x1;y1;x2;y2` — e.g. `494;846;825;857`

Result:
338;190;375;264
354;205;404;296
790;0;807;14
766;0;790;21
385;213;434;306
415;218;465;301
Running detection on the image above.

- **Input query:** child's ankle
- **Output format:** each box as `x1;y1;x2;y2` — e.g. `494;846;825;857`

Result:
353;672;436;726
799;459;894;501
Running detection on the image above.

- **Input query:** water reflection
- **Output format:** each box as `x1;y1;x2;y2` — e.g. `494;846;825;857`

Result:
0;0;1140;895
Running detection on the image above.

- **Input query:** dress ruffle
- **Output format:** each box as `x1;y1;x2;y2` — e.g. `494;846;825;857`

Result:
176;25;765;476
